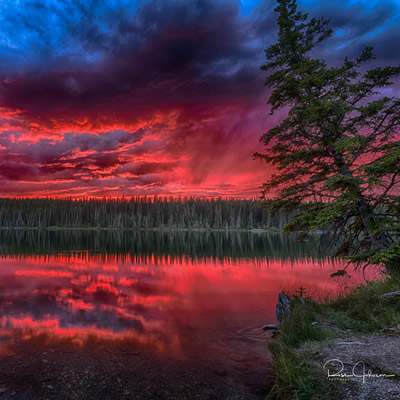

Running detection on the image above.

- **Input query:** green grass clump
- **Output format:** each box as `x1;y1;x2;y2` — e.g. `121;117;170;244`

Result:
267;276;400;400
267;300;339;400
329;276;400;333
278;300;331;347
267;340;338;400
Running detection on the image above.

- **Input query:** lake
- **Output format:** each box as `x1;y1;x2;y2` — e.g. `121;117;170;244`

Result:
0;230;370;399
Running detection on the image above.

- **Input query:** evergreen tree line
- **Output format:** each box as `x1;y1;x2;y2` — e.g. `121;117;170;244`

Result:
0;197;294;230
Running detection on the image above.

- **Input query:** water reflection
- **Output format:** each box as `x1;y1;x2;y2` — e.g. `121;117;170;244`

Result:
0;229;332;260
1;259;360;345
0;230;375;386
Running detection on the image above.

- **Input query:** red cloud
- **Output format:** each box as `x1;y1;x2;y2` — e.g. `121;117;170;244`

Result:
0;1;274;198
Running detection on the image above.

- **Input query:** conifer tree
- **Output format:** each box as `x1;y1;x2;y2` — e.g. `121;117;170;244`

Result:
255;0;400;270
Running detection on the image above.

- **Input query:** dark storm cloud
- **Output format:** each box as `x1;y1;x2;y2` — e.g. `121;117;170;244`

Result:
0;0;398;123
116;161;178;176
0;129;144;163
302;0;400;63
0;0;398;119
0;129;147;181
0;0;264;122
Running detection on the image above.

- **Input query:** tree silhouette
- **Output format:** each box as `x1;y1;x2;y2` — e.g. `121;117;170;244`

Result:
255;0;400;271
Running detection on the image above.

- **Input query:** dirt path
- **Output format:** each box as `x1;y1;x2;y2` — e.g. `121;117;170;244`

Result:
315;334;400;400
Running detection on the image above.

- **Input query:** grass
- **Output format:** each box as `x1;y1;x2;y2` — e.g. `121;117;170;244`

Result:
267;340;339;400
267;300;341;400
277;300;332;347
329;276;400;333
267;275;400;400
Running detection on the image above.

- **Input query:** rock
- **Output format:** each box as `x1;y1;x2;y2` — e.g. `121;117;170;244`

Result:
381;290;400;299
337;341;366;345
0;387;7;393
262;323;280;331
276;291;291;323
380;327;397;332
11;391;16;396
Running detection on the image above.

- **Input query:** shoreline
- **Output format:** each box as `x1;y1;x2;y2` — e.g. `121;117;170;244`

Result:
267;276;400;399
0;335;268;400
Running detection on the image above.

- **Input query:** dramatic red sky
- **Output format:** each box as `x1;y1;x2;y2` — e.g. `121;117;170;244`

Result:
0;0;399;198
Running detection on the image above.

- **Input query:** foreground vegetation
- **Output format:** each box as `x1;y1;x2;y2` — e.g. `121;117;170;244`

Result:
268;275;400;400
0;197;295;230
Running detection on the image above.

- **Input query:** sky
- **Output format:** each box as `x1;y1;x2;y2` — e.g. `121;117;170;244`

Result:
0;0;399;198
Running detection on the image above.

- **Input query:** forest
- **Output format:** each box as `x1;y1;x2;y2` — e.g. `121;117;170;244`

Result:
0;197;293;230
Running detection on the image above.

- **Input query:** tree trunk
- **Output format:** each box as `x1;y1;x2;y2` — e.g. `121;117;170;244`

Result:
357;197;392;251
332;148;396;269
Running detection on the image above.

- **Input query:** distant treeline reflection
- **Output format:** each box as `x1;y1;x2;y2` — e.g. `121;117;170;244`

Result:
0;230;333;261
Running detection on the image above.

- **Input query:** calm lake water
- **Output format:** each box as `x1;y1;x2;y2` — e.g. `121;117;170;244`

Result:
0;230;372;398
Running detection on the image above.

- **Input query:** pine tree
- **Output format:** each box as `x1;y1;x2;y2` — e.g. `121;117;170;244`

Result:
255;0;400;270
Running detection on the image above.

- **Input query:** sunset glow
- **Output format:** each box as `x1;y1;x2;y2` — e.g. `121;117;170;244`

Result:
0;0;398;197
0;252;376;353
